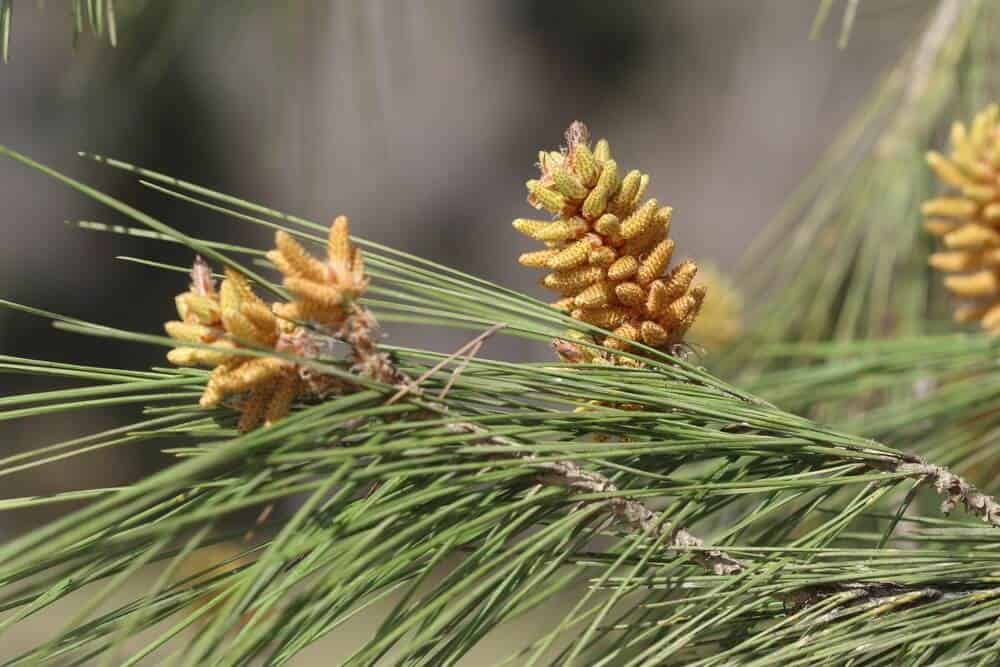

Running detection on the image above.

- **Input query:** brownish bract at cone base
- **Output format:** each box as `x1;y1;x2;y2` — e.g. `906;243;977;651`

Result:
515;121;706;355
924;103;1000;334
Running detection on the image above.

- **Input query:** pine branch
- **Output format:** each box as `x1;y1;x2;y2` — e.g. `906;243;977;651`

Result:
448;419;1000;585
777;582;994;619
895;460;1000;526
746;334;1000;500
447;422;747;576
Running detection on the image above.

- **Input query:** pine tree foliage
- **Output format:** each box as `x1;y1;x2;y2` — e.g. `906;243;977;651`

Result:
3;2;1000;664
0;146;999;665
730;0;999;362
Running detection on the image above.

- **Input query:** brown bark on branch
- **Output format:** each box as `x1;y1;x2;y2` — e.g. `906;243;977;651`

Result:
444;422;746;575
895;459;1000;527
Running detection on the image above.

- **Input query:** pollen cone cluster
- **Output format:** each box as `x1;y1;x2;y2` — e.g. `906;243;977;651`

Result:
923;103;1000;334
515;121;706;353
165;216;395;431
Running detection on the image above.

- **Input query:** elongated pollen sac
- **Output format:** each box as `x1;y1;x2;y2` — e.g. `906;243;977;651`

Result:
514;121;706;355
164;257;231;368
924;104;1000;335
268;215;368;330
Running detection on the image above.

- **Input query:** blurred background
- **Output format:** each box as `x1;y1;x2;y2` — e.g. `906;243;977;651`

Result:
0;0;937;659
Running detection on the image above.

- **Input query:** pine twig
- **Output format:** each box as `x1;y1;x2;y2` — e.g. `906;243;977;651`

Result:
895;459;1000;526
444;422;746;576
779;582;1000;618
533;458;746;575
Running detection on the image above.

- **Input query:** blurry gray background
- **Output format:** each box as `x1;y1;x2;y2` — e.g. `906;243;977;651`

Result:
0;0;934;659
